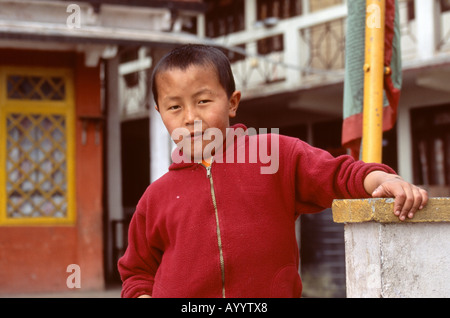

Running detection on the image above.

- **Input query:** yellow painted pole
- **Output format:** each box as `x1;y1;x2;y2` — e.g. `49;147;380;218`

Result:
362;0;386;163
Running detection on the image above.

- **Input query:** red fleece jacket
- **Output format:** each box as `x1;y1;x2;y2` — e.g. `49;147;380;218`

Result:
118;124;395;298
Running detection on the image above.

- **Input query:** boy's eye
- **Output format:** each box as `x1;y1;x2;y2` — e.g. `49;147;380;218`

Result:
169;105;181;110
198;100;211;104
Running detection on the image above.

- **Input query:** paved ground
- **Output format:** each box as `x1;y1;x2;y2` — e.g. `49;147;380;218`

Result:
2;287;122;298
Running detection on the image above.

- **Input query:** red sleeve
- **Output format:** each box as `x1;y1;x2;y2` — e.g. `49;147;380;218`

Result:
289;138;396;214
117;190;163;298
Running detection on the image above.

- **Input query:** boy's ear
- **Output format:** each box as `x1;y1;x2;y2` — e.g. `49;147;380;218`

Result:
228;90;241;118
154;104;160;113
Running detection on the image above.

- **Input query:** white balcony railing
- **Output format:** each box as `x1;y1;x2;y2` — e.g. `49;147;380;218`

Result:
213;4;347;98
211;1;450;99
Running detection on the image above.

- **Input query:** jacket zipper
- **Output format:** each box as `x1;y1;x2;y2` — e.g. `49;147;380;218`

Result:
205;164;226;298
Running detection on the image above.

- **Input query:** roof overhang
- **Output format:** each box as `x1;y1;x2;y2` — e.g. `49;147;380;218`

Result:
0;0;212;66
0;0;207;47
0;20;204;48
58;0;208;12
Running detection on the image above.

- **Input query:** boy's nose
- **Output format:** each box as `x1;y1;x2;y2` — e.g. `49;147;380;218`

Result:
184;106;200;126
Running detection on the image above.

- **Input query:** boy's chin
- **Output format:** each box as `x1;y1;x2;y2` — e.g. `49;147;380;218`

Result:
188;150;213;163
173;146;205;162
174;140;219;162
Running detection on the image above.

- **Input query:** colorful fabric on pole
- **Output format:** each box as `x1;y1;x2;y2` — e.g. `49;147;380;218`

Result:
342;0;402;159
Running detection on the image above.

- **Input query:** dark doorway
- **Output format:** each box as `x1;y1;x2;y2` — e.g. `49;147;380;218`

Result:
121;118;150;212
107;117;150;284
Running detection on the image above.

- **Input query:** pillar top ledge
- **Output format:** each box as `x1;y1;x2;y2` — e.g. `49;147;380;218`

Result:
332;197;450;224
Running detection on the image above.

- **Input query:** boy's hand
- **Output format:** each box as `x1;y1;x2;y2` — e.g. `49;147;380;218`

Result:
364;171;429;221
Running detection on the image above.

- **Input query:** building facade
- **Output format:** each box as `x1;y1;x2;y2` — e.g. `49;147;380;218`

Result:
1;0;449;297
0;0;204;295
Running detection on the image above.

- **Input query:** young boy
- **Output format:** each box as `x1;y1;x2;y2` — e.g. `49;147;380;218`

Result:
118;44;428;298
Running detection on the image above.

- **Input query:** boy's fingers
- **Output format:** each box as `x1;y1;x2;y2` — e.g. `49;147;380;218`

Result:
394;185;411;221
371;179;429;221
405;187;423;219
412;187;429;218
395;185;428;221
419;187;429;209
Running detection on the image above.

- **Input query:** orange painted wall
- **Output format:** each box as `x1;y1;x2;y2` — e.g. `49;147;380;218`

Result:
0;49;104;294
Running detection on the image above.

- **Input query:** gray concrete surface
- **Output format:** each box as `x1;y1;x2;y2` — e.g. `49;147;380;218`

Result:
1;287;122;298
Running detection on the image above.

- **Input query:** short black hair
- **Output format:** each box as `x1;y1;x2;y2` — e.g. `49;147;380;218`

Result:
151;44;236;107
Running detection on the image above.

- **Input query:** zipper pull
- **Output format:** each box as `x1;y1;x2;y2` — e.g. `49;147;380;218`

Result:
206;165;211;178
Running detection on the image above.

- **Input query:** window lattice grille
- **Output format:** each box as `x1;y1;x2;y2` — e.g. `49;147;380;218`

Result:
6;113;68;218
7;75;66;101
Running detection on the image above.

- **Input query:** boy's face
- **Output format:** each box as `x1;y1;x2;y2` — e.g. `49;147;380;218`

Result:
155;64;240;161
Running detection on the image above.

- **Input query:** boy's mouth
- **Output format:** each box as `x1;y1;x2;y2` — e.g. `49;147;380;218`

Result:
190;131;204;141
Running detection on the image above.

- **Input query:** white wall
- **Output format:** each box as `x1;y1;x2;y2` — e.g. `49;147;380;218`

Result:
345;221;450;297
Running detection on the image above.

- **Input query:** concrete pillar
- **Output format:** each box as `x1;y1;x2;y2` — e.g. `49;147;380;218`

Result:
244;0;258;73
149;48;172;183
149;99;172;182
332;197;450;297
396;104;413;183
414;0;440;60
283;26;302;85
105;55;123;277
245;0;256;31
196;13;205;38
106;55;123;220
